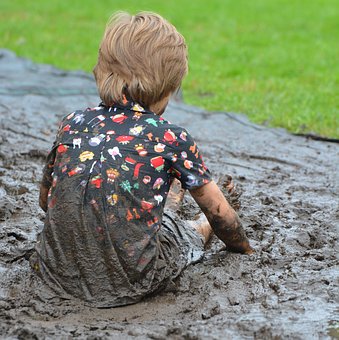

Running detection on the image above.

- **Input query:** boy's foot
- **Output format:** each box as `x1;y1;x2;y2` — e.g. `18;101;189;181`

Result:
165;179;185;211
188;214;213;245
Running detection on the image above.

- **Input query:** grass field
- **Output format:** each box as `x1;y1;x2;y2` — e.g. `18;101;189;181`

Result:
1;0;338;137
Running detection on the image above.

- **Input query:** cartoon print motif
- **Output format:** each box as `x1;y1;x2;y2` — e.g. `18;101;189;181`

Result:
121;163;129;171
68;164;86;177
154;195;163;205
57;144;68;154
141;199;154;213
189;142;197;154
108;147;122;160
106;168;120;183
63;124;71;132
189;142;200;158
129;125;145;137
163;129;177;144
88;114;106;128
181;151;187;159
107;194;118;206
66;112;75;120
126;208;141;221
186;175;199;188
198;160;208;176
111;113;128;124
125;157;145;179
135;144;148;157
153;178;164;190
143;175;151;184
79;151;94;162
150;156;165;172
147;217;159;230
73;138;81;149
168;167;181;178
166;152;178;162
132;111;143;121
90;175;103;189
69;129;79;135
89;134;105;147
100;153;107;163
179;131;187;141
73;113;85;124
145;118;158;127
132;103;145;112
154;143;165;153
184;160;193;170
146;132;153;141
89;160;98;174
105;130;115;142
120;180;132;193
115;136;135;144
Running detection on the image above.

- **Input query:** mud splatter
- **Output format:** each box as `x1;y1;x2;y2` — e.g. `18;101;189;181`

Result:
0;49;338;339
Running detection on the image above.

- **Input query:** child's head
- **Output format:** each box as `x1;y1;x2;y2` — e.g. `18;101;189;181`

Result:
93;11;188;109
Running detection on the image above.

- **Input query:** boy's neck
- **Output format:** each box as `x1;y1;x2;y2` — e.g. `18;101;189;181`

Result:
150;94;171;116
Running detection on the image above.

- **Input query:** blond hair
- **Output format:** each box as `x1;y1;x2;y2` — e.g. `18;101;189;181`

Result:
93;11;188;108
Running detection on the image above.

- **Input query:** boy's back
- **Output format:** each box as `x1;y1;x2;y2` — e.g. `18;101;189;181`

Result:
33;99;210;307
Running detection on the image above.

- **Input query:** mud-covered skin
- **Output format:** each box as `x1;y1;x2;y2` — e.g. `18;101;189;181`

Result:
220;174;242;211
209;214;251;254
190;180;253;254
0;50;338;339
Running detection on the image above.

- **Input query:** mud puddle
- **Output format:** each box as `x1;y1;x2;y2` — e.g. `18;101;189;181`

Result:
0;49;338;339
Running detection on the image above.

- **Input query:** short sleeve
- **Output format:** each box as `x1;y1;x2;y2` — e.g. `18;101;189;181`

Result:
168;128;212;190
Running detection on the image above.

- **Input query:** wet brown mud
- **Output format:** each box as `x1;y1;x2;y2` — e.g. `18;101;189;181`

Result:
0;49;338;339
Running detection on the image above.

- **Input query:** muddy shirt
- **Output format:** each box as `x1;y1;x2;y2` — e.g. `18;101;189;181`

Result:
34;100;211;307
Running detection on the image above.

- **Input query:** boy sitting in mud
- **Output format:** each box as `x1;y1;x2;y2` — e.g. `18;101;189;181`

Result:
32;12;253;307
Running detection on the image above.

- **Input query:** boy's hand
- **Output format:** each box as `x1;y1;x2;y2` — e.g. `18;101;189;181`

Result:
227;239;255;255
218;174;241;211
190;180;253;255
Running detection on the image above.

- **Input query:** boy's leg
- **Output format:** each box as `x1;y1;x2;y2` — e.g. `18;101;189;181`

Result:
188;214;213;246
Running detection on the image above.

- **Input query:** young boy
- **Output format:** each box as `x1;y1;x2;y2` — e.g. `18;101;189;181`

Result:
32;12;253;307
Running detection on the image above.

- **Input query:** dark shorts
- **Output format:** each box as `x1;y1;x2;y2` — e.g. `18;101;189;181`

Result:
160;211;205;275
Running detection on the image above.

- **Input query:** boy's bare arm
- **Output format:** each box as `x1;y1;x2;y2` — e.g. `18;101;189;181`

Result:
190;180;254;254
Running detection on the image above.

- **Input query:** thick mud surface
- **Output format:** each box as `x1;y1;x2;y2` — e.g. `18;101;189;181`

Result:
0;49;338;339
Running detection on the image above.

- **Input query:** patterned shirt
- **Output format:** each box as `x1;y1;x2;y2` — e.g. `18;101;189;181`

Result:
36;99;211;306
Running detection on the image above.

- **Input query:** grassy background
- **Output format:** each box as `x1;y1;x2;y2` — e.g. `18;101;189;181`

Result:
1;0;338;137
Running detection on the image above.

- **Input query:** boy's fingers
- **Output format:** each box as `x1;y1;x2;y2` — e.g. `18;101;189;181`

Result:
244;247;255;255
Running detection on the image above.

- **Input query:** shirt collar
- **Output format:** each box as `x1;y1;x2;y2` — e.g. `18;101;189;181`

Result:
100;94;152;114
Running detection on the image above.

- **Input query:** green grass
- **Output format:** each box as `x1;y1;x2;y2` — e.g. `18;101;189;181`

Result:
1;0;338;137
